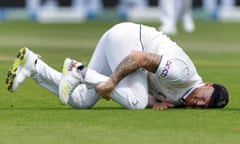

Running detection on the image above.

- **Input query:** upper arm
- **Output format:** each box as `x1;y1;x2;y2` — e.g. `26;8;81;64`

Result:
130;50;161;73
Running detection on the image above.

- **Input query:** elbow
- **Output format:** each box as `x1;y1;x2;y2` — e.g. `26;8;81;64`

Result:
129;50;141;57
128;50;143;66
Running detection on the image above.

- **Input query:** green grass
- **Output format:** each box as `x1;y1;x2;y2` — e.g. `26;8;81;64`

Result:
1;21;240;144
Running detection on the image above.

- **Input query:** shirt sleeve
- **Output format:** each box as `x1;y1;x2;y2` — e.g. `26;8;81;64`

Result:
155;56;190;85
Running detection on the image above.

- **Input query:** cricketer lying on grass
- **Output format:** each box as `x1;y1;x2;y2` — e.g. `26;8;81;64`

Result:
6;22;229;110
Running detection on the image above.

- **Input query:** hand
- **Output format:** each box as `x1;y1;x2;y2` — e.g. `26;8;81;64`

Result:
95;79;115;101
152;102;174;110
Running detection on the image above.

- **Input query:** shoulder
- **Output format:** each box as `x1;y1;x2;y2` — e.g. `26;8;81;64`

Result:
156;57;190;84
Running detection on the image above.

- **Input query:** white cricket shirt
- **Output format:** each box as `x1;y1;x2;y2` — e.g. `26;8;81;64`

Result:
140;24;204;106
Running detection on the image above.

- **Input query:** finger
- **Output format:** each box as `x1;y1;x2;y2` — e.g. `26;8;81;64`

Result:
101;95;111;101
153;107;165;110
166;103;174;108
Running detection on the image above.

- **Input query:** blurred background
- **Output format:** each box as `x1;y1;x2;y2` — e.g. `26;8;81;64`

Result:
0;0;240;23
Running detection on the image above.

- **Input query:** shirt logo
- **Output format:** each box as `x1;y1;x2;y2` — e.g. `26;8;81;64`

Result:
160;60;172;77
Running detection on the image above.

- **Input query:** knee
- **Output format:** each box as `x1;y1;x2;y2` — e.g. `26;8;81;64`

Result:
112;88;148;110
127;99;148;110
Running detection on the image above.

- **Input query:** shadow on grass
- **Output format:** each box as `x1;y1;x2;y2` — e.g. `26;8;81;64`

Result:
0;107;239;111
0;106;125;111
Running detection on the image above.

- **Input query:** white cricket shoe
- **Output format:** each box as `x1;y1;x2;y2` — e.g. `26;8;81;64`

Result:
6;47;40;92
58;58;86;104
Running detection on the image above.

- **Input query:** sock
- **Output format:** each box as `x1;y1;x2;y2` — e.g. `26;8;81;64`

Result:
84;69;109;88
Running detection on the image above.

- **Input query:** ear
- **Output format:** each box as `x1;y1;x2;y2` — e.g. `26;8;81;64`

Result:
204;82;213;88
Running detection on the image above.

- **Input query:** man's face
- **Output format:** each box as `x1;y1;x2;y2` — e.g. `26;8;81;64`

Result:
185;83;214;108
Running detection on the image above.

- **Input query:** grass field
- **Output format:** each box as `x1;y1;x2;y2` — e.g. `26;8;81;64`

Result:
0;21;240;144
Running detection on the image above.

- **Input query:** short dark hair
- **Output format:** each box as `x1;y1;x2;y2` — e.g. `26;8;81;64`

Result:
208;84;229;108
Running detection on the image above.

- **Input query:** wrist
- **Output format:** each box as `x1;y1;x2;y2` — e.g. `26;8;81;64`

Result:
109;77;117;88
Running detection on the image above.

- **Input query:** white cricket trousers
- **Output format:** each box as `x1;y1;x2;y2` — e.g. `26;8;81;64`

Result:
87;22;149;109
32;22;149;109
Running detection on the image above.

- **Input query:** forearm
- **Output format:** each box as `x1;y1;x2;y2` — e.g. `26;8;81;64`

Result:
96;51;161;100
109;51;161;87
110;55;140;86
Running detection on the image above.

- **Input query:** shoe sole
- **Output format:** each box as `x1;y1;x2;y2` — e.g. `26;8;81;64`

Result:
6;47;26;92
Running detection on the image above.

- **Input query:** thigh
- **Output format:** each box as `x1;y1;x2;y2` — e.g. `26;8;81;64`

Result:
104;23;143;71
88;31;112;76
89;23;142;73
